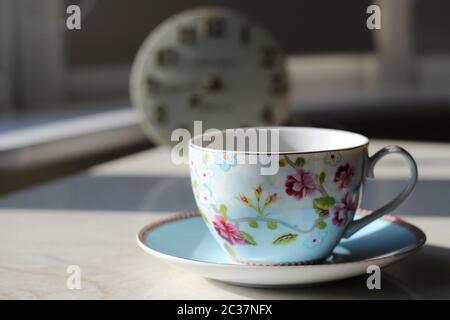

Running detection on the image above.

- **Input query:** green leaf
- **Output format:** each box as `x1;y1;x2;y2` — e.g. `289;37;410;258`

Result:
316;221;327;230
219;204;228;220
313;196;335;217
295;157;305;167
193;179;198;189
219;204;227;214
319;172;326;185
279;159;288;167
240;231;257;245
224;243;236;258
202;152;209;164
313;196;336;210
272;233;298;245
267;221;278;230
316;209;330;218
247;219;259;228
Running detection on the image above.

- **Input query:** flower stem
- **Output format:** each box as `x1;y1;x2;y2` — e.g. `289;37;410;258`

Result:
229;216;325;234
257;200;262;217
318;185;329;197
283;155;297;168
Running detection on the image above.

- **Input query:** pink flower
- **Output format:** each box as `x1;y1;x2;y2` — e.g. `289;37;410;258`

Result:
285;169;318;200
239;193;249;204
332;192;356;227
333;163;354;190
254;185;263;201
213;215;245;245
269;193;278;203
264;193;278;208
237;193;254;208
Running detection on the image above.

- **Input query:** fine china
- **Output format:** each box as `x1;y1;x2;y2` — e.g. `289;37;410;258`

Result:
137;210;426;287
188;127;418;264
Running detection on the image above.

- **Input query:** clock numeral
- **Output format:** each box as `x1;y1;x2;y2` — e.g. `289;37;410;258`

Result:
154;104;168;123
205;16;226;38
270;72;288;96
146;77;159;94
204;75;224;93
156;48;178;67
178;26;196;45
240;24;251;45
188;93;202;109
261;46;279;68
261;105;275;123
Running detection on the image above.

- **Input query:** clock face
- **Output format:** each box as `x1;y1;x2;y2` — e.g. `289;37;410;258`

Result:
130;7;290;144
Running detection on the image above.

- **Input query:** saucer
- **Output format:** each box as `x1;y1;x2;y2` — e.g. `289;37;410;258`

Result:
137;209;426;287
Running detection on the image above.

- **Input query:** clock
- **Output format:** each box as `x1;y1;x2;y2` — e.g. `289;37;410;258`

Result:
130;6;290;145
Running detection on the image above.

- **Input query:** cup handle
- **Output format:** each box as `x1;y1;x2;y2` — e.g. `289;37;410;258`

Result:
343;145;418;238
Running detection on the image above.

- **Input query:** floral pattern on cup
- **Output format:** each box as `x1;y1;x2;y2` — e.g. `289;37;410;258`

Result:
200;157;356;250
213;215;246;245
324;151;342;166
285;169;318;200
214;151;237;172
332;192;356;227
191;152;358;254
333;163;354;191
197;166;213;184
236;184;278;216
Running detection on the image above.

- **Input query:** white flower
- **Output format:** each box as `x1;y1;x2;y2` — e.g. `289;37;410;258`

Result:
197;166;213;184
197;184;213;204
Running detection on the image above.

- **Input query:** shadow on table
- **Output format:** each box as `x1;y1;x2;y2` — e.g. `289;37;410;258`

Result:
206;245;450;299
0;174;449;217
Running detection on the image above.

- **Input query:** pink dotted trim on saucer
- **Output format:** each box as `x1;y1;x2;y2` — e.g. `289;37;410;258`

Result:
137;211;200;242
229;257;324;267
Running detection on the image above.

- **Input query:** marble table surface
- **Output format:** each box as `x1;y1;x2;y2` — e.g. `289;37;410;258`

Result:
1;140;450;299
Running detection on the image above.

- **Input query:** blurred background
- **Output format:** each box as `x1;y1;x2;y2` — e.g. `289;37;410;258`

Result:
0;0;449;194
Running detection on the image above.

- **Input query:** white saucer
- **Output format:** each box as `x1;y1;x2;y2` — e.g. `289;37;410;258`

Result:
137;210;426;287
